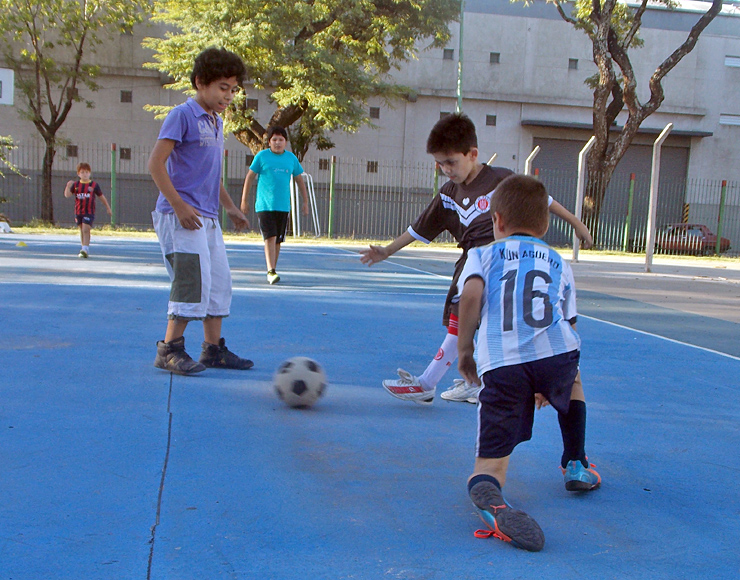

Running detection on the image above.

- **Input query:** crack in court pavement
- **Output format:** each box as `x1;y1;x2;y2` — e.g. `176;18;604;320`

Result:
147;374;174;579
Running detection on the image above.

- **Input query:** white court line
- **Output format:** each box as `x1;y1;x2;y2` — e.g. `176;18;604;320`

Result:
580;314;740;361
332;246;452;280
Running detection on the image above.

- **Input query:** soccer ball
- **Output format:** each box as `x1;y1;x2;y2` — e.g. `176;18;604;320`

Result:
274;357;327;408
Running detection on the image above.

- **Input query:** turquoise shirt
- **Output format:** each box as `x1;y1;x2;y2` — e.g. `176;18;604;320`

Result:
250;149;304;213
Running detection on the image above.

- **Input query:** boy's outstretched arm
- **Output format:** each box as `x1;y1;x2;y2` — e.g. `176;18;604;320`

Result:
220;183;249;231
64;180;75;198
359;231;415;266
457;277;484;386
549;199;593;249
148;138;203;230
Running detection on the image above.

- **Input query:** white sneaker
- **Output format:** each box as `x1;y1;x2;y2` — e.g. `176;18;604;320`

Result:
440;379;482;404
382;368;435;406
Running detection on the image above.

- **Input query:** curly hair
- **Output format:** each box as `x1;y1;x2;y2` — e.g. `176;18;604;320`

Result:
190;47;247;88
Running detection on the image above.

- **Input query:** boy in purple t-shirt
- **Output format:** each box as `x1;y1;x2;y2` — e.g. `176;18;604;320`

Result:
148;47;254;376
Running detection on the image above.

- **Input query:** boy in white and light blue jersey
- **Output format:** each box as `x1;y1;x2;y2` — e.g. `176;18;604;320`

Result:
464;235;581;373
457;175;600;553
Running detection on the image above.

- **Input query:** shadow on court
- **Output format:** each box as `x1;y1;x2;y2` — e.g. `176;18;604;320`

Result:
1;235;738;579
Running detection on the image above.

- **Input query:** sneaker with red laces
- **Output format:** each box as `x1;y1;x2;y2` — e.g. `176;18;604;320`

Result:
469;480;545;552
381;368;435;405
561;459;601;491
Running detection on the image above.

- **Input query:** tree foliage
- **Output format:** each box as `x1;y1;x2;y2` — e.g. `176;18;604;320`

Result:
143;0;460;154
529;0;722;231
0;0;150;222
0;135;23;178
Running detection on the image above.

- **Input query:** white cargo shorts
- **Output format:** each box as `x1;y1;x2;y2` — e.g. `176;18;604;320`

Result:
152;211;232;320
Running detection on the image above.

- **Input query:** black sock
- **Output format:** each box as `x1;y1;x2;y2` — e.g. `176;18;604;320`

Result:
467;473;501;494
558;400;587;469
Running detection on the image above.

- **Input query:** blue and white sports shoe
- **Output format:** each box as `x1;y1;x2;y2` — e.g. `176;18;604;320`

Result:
561;460;601;492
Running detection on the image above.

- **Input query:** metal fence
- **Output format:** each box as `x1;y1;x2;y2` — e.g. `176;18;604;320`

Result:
2;141;738;256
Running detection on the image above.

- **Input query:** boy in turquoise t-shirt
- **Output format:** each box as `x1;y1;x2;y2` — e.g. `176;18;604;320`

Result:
240;126;309;284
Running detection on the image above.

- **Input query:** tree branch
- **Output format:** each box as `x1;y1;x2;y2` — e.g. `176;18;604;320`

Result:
646;0;722;114
622;0;648;49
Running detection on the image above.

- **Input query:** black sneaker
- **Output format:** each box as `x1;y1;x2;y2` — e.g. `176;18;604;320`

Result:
469;480;545;552
154;336;206;375
199;338;254;370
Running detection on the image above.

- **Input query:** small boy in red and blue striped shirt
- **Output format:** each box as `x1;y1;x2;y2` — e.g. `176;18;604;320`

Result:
64;162;111;258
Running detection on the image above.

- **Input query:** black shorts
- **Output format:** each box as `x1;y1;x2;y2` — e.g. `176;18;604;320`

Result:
257;211;289;243
75;214;94;227
443;250;468;326
476;350;580;459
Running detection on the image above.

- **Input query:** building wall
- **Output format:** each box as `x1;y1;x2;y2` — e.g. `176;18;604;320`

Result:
1;1;738;182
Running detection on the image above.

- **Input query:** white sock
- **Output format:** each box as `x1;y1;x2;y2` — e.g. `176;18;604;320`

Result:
418;332;458;390
82;245;89;252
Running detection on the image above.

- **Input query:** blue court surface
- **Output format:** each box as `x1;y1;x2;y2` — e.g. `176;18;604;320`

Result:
1;234;739;580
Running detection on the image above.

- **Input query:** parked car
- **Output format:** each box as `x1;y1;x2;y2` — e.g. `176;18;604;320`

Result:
656;223;731;255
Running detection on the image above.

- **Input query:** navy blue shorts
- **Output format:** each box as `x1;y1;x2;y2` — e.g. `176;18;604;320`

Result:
75;214;94;227
257;211;289;243
476;350;580;458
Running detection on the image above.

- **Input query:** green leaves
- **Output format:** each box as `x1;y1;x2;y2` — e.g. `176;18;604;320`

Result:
144;0;460;152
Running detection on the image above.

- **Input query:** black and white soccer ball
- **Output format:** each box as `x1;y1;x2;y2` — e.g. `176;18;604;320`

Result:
274;357;327;408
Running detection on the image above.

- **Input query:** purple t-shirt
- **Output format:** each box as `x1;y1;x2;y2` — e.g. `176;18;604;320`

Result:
154;98;223;219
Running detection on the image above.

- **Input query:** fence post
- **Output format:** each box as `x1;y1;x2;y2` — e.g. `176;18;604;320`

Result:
524;146;540;176
221;150;228;230
716;180;727;255
110;143;117;226
622;173;635;252
433;164;439;196
645;123;673;272
328;155;337;239
573;136;596;262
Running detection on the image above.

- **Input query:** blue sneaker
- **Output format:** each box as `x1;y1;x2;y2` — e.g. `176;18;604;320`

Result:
561;460;601;492
469;481;545;552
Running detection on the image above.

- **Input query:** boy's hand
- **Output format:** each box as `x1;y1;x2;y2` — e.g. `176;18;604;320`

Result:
106;207;112;216
575;223;593;249
359;245;389;266
458;352;481;386
534;393;550;410
66;180;75;188
227;207;249;232
173;202;203;230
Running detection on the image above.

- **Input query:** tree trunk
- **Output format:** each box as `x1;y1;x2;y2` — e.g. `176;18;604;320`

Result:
41;139;56;224
583;154;618;243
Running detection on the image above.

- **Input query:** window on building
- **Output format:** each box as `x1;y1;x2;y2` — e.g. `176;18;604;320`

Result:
319;158;330;170
66;145;78;157
725;55;740;68
119;147;132;160
489;52;500;64
367;160;378;173
568;59;579;70
486;115;497;126
369;106;380;119
120;90;133;103
443;48;454;60
246;98;259;110
66;87;79;99
719;114;740;126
